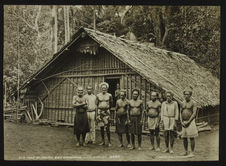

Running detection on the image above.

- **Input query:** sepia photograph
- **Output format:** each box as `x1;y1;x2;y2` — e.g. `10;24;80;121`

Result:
3;5;220;161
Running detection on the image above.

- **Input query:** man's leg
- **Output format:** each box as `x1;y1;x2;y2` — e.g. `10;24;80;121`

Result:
81;132;87;146
155;128;160;151
106;124;111;146
169;130;175;153
138;134;142;150
126;132;131;146
149;130;155;150
85;112;91;143
163;131;169;152
130;134;135;149
190;138;195;156
183;138;188;155
76;133;80;146
118;133;123;147
125;124;131;147
99;126;105;145
90;111;96;143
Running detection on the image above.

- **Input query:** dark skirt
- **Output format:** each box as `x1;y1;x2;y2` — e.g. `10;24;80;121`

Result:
115;114;129;134
129;116;142;135
74;108;90;135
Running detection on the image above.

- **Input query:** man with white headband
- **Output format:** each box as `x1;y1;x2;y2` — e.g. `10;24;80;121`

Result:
96;82;113;147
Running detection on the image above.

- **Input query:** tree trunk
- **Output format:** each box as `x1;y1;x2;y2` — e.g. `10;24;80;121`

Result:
52;5;58;53
67;6;70;41
64;6;68;43
64;6;70;44
4;82;7;109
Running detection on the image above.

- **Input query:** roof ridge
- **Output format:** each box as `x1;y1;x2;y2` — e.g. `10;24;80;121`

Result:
83;27;159;49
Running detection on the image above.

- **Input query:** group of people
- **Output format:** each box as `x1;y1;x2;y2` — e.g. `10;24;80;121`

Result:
72;82;198;157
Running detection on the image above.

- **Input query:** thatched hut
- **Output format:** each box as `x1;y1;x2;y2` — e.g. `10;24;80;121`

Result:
17;27;220;124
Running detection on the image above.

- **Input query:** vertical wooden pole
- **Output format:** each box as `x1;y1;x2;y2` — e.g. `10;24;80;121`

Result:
126;75;129;99
67;6;70;41
4;82;7;111
52;5;58;53
57;82;60;121
93;8;96;32
130;75;132;99
64;6;68;44
140;76;142;100
144;79;147;109
16;23;20;123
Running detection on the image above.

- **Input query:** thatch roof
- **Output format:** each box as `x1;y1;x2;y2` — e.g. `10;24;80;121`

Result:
19;27;220;107
84;28;219;107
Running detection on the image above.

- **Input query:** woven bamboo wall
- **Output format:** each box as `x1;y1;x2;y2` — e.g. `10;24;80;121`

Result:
27;39;164;124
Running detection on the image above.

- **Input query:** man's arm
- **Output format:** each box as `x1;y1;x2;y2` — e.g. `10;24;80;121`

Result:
127;101;131;122
140;101;144;123
180;103;185;127
72;96;76;107
96;95;99;107
188;102;197;124
160;102;164;121
114;100;119;123
174;102;179;121
72;96;85;107
94;96;97;120
95;95;99;118
109;94;113;109
158;102;161;122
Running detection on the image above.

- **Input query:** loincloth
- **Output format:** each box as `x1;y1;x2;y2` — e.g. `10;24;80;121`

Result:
96;109;110;127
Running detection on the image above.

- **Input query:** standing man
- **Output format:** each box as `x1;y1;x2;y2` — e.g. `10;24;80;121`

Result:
128;89;144;150
115;90;131;148
72;86;90;147
84;85;97;144
180;87;198;157
96;82;113;147
146;91;162;151
161;91;179;154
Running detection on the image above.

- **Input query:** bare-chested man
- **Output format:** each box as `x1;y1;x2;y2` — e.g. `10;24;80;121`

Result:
115;90;131;148
96;82;113;147
146;91;161;151
128;89;144;150
180;87;198;157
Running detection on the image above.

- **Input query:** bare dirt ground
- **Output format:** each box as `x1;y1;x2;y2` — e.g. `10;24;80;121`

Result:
4;120;219;161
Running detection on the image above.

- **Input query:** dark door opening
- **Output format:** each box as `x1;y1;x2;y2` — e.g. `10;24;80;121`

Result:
104;77;120;107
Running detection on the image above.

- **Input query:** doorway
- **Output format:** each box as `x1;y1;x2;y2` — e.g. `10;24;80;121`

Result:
104;77;120;107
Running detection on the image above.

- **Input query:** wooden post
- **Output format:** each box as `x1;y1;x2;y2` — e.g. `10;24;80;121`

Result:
52;5;58;53
16;23;20;123
144;79;147;109
4;82;7;111
93;8;96;32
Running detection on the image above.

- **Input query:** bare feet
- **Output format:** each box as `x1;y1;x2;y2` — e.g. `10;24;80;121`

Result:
118;144;123;147
127;144;132;148
163;149;169;153
155;147;160;152
138;147;142;150
76;142;80;147
129;146;135;150
187;152;195;157
149;146;155;150
182;151;188;156
82;142;87;146
169;150;174;154
108;143;112;147
99;142;105;146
